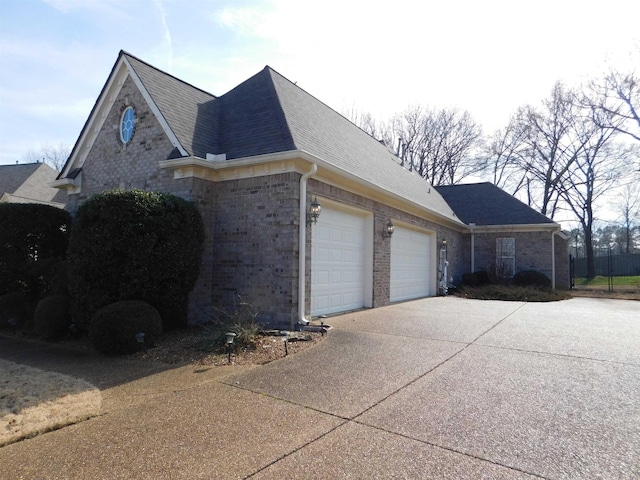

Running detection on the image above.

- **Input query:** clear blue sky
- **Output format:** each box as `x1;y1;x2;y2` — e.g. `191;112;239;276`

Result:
0;0;638;166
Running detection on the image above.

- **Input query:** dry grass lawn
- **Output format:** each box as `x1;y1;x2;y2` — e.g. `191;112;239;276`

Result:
0;359;102;447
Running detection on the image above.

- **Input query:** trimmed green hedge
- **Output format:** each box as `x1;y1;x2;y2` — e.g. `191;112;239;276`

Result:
34;294;71;340
0;203;71;300
67;189;204;331
514;270;551;288
89;300;162;355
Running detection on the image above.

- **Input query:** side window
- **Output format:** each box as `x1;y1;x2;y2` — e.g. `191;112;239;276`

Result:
496;237;515;277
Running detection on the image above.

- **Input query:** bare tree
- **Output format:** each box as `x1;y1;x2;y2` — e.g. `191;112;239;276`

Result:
559;104;639;277
484;116;530;195
22;143;71;172
614;181;640;253
391;106;483;185
588;69;640;142
342;106;393;146
512;82;584;218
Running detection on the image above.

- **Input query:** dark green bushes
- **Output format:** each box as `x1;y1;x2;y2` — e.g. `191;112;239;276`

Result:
460;270;492;287
456;269;565;302
0;203;71;300
0;292;33;330
34;295;71;340
514;270;551;288
67;189;204;331
89;300;162;355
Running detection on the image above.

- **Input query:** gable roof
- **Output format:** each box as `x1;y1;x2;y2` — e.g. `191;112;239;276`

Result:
59;51;462;225
1;163;67;207
124;54;218;158
208;66;460;223
435;182;555;226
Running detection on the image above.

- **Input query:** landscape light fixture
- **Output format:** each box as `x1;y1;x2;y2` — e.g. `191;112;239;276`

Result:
383;220;395;238
135;332;146;352
308;197;322;225
225;332;236;364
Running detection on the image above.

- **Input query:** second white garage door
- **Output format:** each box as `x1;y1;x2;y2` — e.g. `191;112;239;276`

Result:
390;226;432;302
311;205;368;317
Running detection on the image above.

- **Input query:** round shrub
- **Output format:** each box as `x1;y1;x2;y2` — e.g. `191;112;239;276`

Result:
34;295;71;340
514;270;551;288
0;203;71;299
0;292;33;330
460;271;492;287
89;300;163;355
68;189;204;331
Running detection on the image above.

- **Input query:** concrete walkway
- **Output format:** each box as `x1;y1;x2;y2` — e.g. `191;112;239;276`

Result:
1;297;639;479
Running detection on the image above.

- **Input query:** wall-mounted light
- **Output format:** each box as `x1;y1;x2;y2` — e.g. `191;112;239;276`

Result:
308;197;322;225
383;220;395;238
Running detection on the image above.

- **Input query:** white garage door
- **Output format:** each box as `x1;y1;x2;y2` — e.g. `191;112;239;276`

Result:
311;206;366;316
390;226;432;302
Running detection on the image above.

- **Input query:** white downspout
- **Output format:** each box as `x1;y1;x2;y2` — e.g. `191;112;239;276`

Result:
297;163;317;328
551;229;557;290
469;223;476;272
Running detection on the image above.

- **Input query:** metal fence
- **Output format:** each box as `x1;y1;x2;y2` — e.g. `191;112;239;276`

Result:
570;252;640;292
573;253;640;277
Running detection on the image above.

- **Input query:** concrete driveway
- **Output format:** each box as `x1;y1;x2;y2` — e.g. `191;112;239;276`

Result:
1;297;639;479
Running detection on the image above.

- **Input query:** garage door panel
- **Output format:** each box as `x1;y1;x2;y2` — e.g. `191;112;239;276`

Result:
391;227;432;302
312;206;367;316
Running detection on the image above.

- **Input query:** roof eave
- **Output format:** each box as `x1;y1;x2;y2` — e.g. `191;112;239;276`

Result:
160;150;467;229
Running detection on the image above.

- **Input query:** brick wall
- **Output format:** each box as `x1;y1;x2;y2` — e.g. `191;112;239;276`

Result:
209;173;301;326
66;76;176;214
308;179;465;309
471;230;570;288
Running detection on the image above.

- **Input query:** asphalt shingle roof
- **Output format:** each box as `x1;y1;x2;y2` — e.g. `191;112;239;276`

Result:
0;163;67;205
435;182;555;226
186;64;459;223
72;52;463;224
124;53;218;158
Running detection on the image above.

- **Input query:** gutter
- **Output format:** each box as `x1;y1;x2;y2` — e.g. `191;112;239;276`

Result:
296;163;317;328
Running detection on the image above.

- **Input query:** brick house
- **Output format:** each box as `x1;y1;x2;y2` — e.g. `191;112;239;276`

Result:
436;183;570;289
53;51;568;329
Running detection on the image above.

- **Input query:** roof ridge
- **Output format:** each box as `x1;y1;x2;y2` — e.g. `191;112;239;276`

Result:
263;65;392;149
121;50;217;99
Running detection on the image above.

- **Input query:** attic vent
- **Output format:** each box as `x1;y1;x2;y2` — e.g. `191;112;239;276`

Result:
206;153;227;162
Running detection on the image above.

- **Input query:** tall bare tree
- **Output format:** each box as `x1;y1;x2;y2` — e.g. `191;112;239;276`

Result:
588;69;640;142
614;182;640;253
391;106;483;185
558;104;637;277
22;143;71;172
484;116;530;195
511;82;585;218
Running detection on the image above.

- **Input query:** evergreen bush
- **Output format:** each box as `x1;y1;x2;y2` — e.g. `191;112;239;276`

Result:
460;270;492;287
514;270;551;288
67;189;204;331
89;300;163;355
34;294;71;340
0;292;32;330
0;203;71;300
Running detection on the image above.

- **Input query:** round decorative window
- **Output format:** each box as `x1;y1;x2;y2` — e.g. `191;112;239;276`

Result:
120;106;135;144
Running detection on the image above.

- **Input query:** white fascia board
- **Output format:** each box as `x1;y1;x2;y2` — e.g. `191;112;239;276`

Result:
122;57;188;157
60;58;129;179
160;150;467;230
60;56;188;180
468;223;562;233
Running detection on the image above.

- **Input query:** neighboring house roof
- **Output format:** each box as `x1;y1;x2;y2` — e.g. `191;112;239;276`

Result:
0;163;67;207
435;182;555;226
